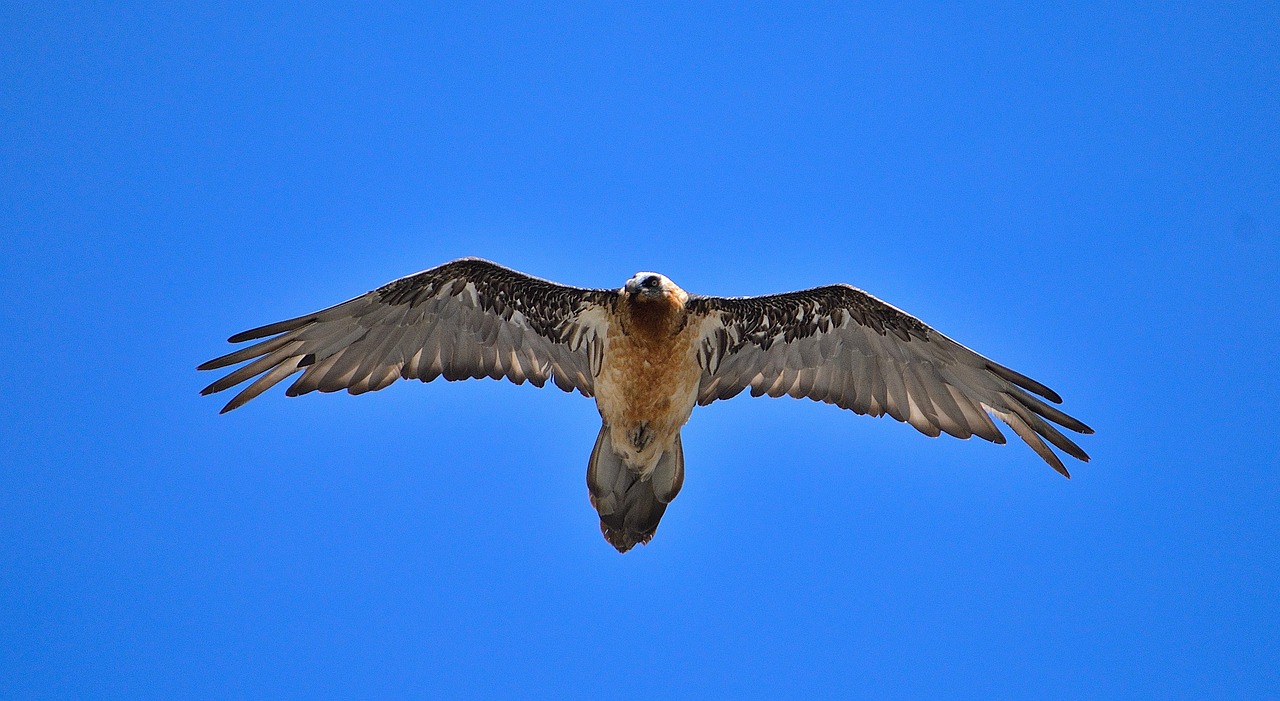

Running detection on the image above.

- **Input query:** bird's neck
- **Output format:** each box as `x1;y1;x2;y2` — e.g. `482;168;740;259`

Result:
623;295;687;341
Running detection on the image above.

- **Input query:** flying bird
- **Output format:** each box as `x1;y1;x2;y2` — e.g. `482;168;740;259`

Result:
200;258;1092;552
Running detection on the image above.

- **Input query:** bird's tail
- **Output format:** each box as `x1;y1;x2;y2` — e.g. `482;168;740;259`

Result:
586;425;685;553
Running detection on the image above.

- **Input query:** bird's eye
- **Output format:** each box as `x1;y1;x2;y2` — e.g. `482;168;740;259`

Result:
643;276;659;288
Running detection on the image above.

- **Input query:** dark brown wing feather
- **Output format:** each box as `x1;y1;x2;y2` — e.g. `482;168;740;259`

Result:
199;258;616;413
688;286;1093;476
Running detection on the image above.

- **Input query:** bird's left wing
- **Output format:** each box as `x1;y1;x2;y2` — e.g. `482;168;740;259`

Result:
688;286;1093;476
199;258;616;412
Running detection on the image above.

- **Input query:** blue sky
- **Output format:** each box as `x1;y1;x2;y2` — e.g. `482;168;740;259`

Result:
3;2;1277;698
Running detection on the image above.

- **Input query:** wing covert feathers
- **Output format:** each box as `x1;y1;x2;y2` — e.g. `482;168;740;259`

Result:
199;258;615;412
689;285;1092;475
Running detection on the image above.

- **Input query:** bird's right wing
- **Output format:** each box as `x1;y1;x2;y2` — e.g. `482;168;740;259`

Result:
199;258;617;412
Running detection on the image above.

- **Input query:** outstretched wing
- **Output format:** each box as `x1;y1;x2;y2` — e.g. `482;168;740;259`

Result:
688;286;1093;476
199;258;616;413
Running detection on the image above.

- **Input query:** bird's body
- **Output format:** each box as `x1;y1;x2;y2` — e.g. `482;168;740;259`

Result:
200;258;1093;552
597;274;697;475
587;273;701;549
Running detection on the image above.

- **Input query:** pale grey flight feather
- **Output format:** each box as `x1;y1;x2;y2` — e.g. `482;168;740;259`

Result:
198;258;616;413
688;285;1093;476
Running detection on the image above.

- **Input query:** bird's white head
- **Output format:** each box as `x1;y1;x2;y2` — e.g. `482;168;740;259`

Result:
623;271;686;303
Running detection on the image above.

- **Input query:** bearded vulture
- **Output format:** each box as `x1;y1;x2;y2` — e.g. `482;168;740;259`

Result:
199;258;1092;552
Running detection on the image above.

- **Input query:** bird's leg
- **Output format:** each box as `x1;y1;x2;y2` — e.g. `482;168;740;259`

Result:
629;422;652;452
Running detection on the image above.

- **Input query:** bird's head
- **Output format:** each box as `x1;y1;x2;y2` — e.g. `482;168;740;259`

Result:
623;272;686;304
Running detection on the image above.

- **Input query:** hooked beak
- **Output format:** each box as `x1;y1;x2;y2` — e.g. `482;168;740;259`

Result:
624;278;661;299
626;283;664;301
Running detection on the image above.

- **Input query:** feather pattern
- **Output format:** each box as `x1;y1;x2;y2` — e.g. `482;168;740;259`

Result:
199;258;616;412
688;285;1093;475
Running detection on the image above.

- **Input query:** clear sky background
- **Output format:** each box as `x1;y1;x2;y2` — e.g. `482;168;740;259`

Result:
3;2;1278;698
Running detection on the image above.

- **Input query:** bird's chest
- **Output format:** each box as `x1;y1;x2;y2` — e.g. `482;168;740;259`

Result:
595;309;701;454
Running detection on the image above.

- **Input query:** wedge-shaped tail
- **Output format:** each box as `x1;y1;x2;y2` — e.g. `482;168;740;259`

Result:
586;425;685;552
